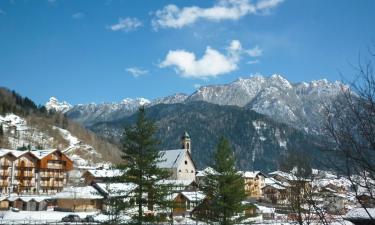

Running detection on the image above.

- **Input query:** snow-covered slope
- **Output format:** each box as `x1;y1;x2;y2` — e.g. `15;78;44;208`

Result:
45;97;72;113
0;113;104;167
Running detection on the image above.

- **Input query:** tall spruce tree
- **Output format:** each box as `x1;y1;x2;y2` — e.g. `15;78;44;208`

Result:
200;137;247;225
121;107;171;225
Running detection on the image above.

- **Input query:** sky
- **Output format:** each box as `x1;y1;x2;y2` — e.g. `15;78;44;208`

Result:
1;0;375;105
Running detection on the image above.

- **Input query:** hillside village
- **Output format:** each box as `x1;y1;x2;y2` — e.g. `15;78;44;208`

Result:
0;128;371;224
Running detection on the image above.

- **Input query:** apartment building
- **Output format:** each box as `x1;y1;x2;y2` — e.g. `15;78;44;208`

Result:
0;148;73;195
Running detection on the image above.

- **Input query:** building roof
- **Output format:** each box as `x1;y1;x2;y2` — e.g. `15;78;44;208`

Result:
240;171;266;178
85;169;123;178
181;131;190;139
7;195;52;202
263;183;285;190
157;179;195;187
94;183;137;198
157;149;186;169
53;186;103;199
180;191;205;202
0;148;70;161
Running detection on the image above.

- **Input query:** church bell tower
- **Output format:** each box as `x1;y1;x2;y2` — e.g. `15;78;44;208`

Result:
181;131;191;154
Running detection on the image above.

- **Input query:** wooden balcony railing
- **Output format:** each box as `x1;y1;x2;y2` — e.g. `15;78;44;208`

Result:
0;181;9;186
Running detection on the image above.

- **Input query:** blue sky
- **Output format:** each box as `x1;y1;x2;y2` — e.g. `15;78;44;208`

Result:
1;0;374;105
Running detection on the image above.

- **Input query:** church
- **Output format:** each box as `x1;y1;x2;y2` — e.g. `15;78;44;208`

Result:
157;132;197;181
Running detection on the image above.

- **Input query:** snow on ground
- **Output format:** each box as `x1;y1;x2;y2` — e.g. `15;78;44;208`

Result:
0;113;54;149
53;126;107;168
0;210;97;222
53;126;80;146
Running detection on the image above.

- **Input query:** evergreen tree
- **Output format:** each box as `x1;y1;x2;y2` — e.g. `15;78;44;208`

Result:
0;124;3;147
200;137;247;225
121;107;171;225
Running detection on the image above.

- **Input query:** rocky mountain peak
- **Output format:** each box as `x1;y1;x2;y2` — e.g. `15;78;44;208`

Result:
45;97;72;113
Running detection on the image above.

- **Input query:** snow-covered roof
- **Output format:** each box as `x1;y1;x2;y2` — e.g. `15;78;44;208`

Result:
0;148;57;159
95;183;137;198
6;194;52;202
263;183;285;190
157;149;186;169
30;149;58;159
85;169;123;178
269;170;310;182
54;186;103;199
179;191;205;202
240;171;266;178
157;179;195;187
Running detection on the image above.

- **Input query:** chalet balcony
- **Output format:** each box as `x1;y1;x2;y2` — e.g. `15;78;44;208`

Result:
0;170;10;177
20;181;35;187
16;171;34;177
0;181;9;186
0;162;11;167
47;163;63;169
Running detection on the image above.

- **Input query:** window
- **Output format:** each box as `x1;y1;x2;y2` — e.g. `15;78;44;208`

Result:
185;160;188;165
179;170;181;172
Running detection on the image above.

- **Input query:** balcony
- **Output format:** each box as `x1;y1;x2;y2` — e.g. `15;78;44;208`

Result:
0;170;10;177
0;180;10;186
20;182;35;187
15;164;35;168
47;164;63;169
16;172;34;178
0;162;11;167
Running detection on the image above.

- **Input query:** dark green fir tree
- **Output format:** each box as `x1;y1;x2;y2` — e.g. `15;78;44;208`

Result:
199;137;247;225
120;107;172;225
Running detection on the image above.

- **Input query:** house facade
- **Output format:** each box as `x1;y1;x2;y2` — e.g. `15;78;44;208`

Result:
0;148;73;195
242;171;266;199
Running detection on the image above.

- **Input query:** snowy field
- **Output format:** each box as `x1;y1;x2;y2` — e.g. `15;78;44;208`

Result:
0;210;354;225
0;210;98;224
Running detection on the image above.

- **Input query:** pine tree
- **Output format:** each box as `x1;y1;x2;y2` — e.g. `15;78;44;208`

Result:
0;124;3;147
120;107;172;225
200;137;247;225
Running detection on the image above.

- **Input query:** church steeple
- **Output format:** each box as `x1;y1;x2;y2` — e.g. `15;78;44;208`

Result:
181;131;191;154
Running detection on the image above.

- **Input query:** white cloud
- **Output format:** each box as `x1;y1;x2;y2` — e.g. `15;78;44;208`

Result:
108;17;142;32
126;67;148;77
72;12;85;19
246;45;263;57
152;0;284;29
160;40;243;79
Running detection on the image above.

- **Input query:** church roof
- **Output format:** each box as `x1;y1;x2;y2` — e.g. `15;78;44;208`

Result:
157;149;186;169
181;131;190;139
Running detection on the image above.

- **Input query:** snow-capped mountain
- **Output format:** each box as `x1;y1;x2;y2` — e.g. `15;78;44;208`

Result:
64;74;344;133
65;97;151;126
151;93;189;106
65;94;190;126
45;97;72;113
187;74;344;133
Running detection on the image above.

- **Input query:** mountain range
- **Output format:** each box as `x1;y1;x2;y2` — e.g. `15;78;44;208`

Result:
44;74;343;171
52;74;344;134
